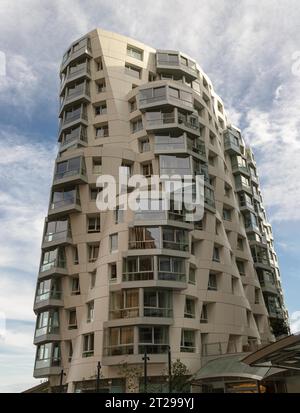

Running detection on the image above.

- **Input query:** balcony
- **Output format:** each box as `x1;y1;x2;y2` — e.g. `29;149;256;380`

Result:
59;105;88;137
42;227;72;249
234;176;252;195
156;51;198;80
48;189;81;218
60;60;91;93
38;248;67;279
231;162;250;177
138;83;194;112
145;110;200;136
104;344;134;357
34;324;60;345
224;129;241;155
61;37;92;73
59;82;90;115
53;156;87;188
121;256;187;289
59;125;88;152
154;134;206;159
138;344;169;354
33;357;61;378
34;290;63;312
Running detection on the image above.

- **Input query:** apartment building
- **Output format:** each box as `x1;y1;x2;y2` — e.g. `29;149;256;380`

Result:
32;28;289;393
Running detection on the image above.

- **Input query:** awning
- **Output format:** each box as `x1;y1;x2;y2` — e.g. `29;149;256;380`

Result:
242;333;300;371
192;354;281;382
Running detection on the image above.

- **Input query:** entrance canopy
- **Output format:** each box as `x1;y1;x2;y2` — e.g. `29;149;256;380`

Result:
242;333;300;371
192;354;280;382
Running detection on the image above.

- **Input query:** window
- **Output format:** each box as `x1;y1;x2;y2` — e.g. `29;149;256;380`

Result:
129;226;160;249
129;99;137;112
97;79;106;93
110;233;118;252
181;330;195;352
208;272;217;290
68;341;73;362
90;186;102;200
90;271;96;289
121;161;133;177
212;246;220;262
92;157;102;174
88;244;99;262
223;208;232;221
131;117;143;133
125;63;141;79
255;288;260;304
188;267;196;285
123;256;154;281
224;184;231;197
95;123;109;138
139;137;150;153
55;156;83;180
236;260;245;276
144;290;172;317
184;298;195;318
114;206;124;224
68;309;77;329
138;326;168;353
70;276;80;295
127;45;143;61
109;262;117;281
200;304;208;323
87;301;94;322
83;333;94;357
237;237;244;250
95;102;107;116
88;215;100;233
142;162;153;177
106;326;134;355
162;227;189;251
158;256;186;281
95;58;103;71
73;246;79;264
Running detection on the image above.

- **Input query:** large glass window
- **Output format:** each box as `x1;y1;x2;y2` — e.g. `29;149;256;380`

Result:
162;227;189;251
144;289;172;317
44;219;69;243
138;326;169;353
35;343;60;370
123;256;154;281
40;248;66;272
129;227;160;249
35;310;59;337
158;256;186;282
105;327;134;356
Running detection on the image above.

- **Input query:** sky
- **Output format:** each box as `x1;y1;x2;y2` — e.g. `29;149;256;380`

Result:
0;0;300;392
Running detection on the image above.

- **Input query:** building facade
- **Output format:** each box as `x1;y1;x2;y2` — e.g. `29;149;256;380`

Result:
32;28;289;393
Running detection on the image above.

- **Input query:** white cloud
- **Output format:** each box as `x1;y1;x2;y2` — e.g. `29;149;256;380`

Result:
290;311;300;334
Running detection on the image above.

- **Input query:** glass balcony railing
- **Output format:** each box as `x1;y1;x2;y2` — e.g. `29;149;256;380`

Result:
122;271;154;282
35;356;60;370
40;258;66;273
49;191;80;212
158;271;186;283
60;129;87;151
61;84;90;109
35;290;62;303
143;307;173;317
43;228;72;244
35;325;59;338
109;308;139;319
138;344;169;354
104;344;134;356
